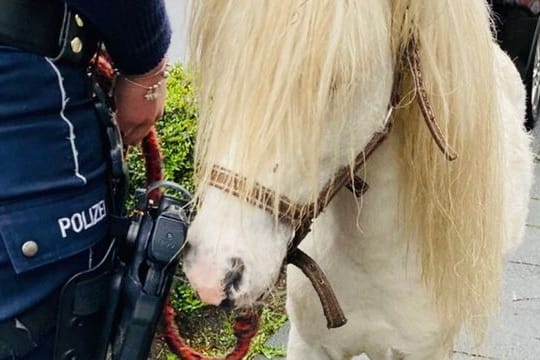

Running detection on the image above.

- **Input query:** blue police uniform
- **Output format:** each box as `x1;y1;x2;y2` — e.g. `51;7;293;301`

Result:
0;45;109;320
0;0;171;358
0;45;110;358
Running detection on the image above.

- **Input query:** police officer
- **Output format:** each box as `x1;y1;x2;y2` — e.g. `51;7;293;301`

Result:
0;0;171;358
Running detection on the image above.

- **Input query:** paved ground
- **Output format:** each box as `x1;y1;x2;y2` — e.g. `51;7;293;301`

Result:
254;128;540;359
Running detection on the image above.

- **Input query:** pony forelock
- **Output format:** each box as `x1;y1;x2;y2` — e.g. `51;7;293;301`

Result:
189;0;389;207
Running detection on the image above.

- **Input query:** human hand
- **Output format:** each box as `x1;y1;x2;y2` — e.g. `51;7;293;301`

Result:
113;59;169;145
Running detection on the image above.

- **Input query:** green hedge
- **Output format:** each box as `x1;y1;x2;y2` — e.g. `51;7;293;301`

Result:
126;63;197;194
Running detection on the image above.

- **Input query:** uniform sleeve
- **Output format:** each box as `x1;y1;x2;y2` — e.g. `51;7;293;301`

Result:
66;0;172;75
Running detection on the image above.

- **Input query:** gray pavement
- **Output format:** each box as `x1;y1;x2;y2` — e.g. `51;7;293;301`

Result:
255;128;540;359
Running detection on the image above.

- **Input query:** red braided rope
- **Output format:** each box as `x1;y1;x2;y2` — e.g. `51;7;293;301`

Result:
141;130;164;203
94;54;261;360
163;300;261;360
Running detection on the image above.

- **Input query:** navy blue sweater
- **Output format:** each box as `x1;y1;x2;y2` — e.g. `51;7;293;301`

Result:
67;0;172;75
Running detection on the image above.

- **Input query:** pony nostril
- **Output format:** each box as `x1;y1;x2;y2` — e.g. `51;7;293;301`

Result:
219;297;234;310
224;257;245;294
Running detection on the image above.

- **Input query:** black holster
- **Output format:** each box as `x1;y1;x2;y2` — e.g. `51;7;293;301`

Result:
54;240;122;360
109;192;189;360
53;189;188;360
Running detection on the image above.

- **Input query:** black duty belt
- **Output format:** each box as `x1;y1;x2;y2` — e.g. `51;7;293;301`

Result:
0;0;99;65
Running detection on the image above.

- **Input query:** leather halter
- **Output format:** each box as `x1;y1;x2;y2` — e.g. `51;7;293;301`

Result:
208;39;456;329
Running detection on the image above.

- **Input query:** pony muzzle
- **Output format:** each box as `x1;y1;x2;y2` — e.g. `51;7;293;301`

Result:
185;256;246;307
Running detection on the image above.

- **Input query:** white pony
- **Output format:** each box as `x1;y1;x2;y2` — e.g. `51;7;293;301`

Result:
182;1;534;358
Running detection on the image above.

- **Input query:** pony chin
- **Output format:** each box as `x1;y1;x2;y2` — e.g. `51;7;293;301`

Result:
183;187;291;308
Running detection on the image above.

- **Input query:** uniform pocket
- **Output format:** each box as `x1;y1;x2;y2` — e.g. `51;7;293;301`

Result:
0;182;109;274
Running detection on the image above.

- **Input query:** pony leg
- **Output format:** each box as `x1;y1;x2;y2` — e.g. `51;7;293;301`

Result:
287;324;346;360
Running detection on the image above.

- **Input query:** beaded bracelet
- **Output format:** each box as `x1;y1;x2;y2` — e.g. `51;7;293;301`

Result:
119;62;171;101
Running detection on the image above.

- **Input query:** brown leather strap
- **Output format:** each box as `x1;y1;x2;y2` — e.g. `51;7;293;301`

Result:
208;68;398;331
287;122;393;250
287;249;347;328
209;166;306;229
209;119;393;244
208;39;453;244
206;39;456;330
407;38;458;161
208;120;393;330
345;175;369;198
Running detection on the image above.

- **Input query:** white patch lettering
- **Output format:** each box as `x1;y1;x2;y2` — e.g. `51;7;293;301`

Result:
58;217;71;239
71;213;83;233
82;210;91;230
57;200;107;238
97;201;106;219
